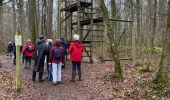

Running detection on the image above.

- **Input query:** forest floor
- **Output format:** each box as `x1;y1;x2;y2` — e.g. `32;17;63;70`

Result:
0;53;170;100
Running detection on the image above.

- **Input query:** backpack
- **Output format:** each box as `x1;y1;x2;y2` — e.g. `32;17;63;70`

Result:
27;45;33;52
54;47;62;59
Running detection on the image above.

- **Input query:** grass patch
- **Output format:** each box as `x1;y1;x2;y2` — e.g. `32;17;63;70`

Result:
103;71;124;81
133;80;169;99
138;67;152;73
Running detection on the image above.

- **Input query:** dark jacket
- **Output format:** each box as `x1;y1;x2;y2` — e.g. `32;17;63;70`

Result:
33;38;46;72
44;42;53;56
44;42;53;63
7;43;13;52
60;37;68;55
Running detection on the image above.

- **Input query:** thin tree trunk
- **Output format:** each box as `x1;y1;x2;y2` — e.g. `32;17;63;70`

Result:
130;0;135;61
37;0;40;35
41;0;47;34
111;0;116;40
136;0;141;45
155;0;170;84
151;0;157;50
18;0;24;45
12;0;16;34
100;0;123;79
57;0;61;37
47;0;53;38
0;0;4;52
29;0;37;43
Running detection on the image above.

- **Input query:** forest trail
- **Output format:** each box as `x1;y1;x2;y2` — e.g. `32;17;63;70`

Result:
0;54;114;100
0;54;168;99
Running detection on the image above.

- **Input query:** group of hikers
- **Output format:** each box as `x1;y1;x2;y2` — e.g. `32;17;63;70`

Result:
6;34;84;85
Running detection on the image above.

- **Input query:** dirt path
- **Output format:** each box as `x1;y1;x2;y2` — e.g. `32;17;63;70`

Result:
0;55;114;100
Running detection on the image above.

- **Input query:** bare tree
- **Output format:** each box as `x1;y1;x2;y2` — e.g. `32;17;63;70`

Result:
28;0;38;43
151;0;157;50
47;0;53;38
155;0;170;84
100;0;123;79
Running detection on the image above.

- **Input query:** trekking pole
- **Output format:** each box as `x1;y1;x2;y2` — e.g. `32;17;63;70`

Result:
15;31;22;91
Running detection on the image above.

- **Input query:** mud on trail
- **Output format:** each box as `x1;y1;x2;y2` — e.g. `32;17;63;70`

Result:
0;55;114;100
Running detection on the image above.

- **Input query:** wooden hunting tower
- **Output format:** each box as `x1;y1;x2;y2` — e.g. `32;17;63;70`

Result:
59;0;133;63
60;0;105;63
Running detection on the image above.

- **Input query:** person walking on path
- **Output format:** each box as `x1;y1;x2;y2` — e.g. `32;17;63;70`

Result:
7;41;13;59
60;37;68;69
13;42;16;65
49;39;64;85
44;39;53;81
69;34;84;82
22;39;35;69
32;35;46;82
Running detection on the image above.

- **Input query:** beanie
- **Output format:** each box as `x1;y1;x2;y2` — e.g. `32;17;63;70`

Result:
73;34;80;40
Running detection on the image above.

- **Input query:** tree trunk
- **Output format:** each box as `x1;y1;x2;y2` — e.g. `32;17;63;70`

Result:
0;0;3;52
155;0;170;84
18;0;24;45
151;0;157;50
47;0;53;38
41;0;47;34
12;0;16;34
100;0;123;79
136;0;141;45
130;0;135;61
111;0;116;39
28;0;37;43
37;0;40;35
57;0;61;38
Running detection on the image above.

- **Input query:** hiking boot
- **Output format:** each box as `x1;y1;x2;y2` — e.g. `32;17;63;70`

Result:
71;71;76;82
70;80;75;82
78;79;83;81
53;82;57;85
57;81;62;84
78;70;82;81
38;79;45;82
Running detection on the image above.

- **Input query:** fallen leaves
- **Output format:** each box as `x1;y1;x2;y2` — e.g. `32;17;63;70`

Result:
0;54;169;100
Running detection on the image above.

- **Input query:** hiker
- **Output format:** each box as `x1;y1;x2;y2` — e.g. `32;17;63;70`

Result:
21;45;25;64
44;39;53;81
22;39;35;69
7;41;13;59
32;35;46;82
69;34;84;82
13;42;16;65
49;39;64;85
60;37;68;69
13;43;23;65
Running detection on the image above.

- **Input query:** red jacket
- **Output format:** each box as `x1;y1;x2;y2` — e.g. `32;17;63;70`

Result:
49;40;64;63
22;41;35;57
69;41;84;62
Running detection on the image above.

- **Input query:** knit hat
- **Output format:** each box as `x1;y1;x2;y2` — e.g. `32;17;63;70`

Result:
39;35;46;40
73;34;80;40
54;39;61;47
37;35;46;44
46;39;53;43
